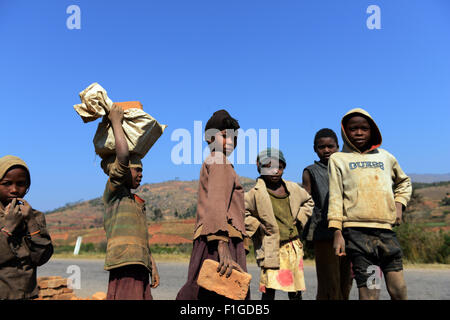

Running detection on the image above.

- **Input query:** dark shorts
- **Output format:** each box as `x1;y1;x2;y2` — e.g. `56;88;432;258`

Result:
343;227;403;288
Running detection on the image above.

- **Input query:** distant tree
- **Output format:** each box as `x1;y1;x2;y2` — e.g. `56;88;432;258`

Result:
153;207;163;221
179;204;197;219
440;195;450;206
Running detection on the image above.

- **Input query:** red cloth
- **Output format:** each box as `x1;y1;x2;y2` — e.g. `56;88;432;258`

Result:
106;264;153;300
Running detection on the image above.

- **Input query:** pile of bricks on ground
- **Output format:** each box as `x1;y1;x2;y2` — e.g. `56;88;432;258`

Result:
34;276;106;300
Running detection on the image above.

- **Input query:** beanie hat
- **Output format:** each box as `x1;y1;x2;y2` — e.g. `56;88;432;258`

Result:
256;148;286;167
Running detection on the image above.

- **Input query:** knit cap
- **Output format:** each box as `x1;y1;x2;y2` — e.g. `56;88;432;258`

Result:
256;148;286;167
0;155;30;182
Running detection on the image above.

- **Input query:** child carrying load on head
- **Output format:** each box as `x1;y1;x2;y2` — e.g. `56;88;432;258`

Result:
177;109;249;300
0;155;53;299
328;108;412;300
245;148;314;300
102;104;160;300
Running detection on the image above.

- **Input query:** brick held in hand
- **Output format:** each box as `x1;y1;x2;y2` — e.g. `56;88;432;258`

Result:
114;101;143;110
197;259;251;300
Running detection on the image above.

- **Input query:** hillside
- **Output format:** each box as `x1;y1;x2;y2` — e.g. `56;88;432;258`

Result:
45;176;257;245
408;173;450;183
406;181;450;229
45;177;450;246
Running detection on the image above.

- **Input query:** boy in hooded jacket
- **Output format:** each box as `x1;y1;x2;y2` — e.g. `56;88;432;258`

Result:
328;108;412;300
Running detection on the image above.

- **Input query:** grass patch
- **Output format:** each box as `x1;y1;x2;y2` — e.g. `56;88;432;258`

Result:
422;222;447;227
395;223;450;264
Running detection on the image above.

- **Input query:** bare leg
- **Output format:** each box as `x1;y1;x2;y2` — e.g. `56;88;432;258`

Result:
385;270;407;300
358;286;380;300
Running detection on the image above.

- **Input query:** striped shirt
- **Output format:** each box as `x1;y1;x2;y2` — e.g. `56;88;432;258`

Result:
103;159;152;272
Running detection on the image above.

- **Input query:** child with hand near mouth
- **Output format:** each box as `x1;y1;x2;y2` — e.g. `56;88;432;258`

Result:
0;155;53;299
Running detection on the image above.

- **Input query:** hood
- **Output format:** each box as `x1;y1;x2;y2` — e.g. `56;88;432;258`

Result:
341;108;382;153
0;155;30;181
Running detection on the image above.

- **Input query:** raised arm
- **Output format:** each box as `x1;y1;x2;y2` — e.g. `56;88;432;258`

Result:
108;104;128;166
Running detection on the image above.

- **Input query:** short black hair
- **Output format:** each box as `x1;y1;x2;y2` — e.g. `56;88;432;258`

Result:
313;128;339;149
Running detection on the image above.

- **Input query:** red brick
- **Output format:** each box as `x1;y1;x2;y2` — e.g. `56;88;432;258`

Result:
114;101;143;110
38;278;68;289
52;293;76;300
38;288;66;297
62;287;73;294
197;259;252;300
91;292;106;300
38;276;62;282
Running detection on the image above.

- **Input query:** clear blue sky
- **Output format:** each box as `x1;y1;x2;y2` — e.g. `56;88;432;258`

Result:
1;0;449;211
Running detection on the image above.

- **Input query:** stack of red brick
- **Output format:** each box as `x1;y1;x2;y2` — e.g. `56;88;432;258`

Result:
34;276;106;300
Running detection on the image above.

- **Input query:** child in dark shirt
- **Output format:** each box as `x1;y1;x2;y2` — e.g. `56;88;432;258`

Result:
302;128;352;300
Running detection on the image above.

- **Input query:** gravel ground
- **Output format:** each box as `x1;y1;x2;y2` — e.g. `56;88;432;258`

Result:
37;259;450;300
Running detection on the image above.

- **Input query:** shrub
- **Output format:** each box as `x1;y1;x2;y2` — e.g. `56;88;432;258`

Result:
149;243;192;254
81;242;96;252
395;223;449;264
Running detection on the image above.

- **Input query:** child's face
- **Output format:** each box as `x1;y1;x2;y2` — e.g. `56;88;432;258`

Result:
129;167;143;190
344;115;371;151
315;137;338;163
210;129;238;156
260;159;285;184
0;167;29;207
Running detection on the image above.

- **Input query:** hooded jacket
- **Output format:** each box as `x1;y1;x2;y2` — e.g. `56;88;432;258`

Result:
327;108;412;230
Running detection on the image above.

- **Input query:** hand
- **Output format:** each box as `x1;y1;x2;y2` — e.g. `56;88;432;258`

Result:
259;223;271;236
333;229;346;257
217;240;244;278
151;266;160;288
108;104;124;124
4;198;23;233
149;255;160;288
394;202;403;226
16;198;33;222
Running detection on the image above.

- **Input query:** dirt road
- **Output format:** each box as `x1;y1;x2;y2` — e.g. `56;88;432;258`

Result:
37;259;450;300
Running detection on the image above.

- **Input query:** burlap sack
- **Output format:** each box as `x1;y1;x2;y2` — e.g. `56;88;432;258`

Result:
73;82;167;159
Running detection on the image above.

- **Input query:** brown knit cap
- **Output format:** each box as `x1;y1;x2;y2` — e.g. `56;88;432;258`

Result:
204;109;240;142
0;155;30;185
